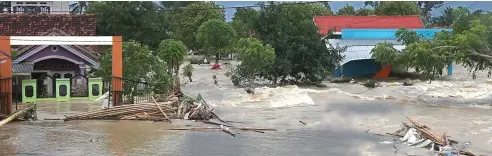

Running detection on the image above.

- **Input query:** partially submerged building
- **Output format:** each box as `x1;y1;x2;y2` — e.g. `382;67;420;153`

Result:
0;14;104;102
313;16;452;78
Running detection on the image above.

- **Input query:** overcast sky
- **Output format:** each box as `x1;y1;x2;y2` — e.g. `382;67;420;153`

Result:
215;1;492;22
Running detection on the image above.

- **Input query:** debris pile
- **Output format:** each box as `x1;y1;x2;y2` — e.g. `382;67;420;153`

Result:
0;103;37;128
386;117;479;156
65;94;224;122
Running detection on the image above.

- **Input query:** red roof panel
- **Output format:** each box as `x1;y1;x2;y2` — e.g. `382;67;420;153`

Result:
313;16;424;35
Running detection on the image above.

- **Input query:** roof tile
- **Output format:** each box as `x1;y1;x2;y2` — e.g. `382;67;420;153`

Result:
314;16;424;35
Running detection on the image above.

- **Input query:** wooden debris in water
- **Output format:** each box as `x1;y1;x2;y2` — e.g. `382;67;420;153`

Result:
64;94;224;123
386;117;481;156
0;103;37;128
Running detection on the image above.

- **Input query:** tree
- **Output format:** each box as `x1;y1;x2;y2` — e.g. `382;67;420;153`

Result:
356;8;374;16
159;1;195;9
371;28;452;83
197;19;237;63
157;39;188;79
170;2;225;51
0;2;10;13
231;7;259;38
336;4;356;16
85;2;168;50
256;2;336;84
417;1;444;26
431;6;454;27
368;1;420;16
95;40;172;96
70;1;88;14
233;38;275;85
182;64;194;83
370;42;402;66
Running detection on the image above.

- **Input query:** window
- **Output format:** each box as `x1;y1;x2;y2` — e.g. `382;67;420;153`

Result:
67;64;72;69
92;84;100;96
59;85;67;96
25;2;38;4
64;73;73;79
53;64;58;69
25;86;34;97
40;2;47;4
16;2;23;4
53;73;61;79
59;64;65;69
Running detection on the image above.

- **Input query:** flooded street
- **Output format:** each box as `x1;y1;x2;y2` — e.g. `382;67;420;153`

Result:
1;62;492;156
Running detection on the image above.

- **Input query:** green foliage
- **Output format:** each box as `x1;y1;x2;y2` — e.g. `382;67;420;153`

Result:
370;43;401;66
417;1;444;26
158;1;195;9
157;39;188;83
182;64;194;81
157;39;188;67
85;2;167;50
355;8;374;16
231;8;259;38
170;2;225;50
395;27;423;45
197;19;237;63
370;1;420;16
371;28;452;82
336;4;356;16
255;2;336;84
431;7;454;27
94;40;172;94
233;38;275;84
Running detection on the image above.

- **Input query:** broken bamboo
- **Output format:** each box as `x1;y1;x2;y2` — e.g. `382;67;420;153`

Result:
0;103;36;128
152;96;171;123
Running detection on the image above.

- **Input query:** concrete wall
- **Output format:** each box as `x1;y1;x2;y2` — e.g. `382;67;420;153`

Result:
341;29;453;40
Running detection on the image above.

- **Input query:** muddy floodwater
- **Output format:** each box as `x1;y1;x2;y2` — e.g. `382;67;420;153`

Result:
1;62;492;156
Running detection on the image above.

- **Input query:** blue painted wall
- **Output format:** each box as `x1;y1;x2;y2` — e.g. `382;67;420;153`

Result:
341;29;453;40
333;59;382;78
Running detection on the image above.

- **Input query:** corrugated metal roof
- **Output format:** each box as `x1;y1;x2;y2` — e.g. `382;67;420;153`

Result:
12;63;34;73
326;39;405;65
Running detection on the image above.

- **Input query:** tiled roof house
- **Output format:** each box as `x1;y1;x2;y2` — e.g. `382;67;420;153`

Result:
313;15;424;35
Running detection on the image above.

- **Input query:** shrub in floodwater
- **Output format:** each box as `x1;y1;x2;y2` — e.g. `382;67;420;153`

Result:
182;64;194;82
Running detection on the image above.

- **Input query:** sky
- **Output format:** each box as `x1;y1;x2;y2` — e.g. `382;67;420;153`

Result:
215;1;492;22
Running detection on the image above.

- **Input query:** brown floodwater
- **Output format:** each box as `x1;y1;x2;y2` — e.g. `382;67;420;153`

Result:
1;62;492;156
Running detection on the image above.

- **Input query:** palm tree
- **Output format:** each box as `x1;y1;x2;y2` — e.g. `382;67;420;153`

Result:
431;6;454;27
70;1;87;14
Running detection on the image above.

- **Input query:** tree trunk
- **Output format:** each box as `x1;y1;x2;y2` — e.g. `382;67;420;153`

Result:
215;53;219;64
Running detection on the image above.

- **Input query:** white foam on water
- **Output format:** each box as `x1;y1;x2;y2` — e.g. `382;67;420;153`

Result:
221;85;318;108
326;88;397;101
410;80;492;100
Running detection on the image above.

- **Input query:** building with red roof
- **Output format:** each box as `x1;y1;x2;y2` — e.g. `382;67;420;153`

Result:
313;15;424;35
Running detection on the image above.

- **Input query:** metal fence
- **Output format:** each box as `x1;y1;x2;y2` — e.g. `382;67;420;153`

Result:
103;77;153;107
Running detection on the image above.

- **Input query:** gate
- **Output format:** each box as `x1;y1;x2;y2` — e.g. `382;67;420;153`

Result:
70;75;89;97
102;77;152;106
36;74;55;98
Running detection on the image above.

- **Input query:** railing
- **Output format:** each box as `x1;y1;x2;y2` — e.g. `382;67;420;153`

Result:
103;77;153;106
13;6;51;14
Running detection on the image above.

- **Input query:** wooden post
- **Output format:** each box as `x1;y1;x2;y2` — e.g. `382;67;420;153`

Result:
112;36;123;106
0;36;12;115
